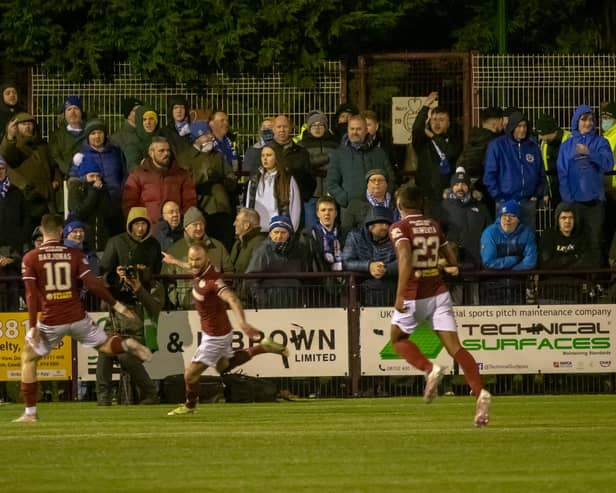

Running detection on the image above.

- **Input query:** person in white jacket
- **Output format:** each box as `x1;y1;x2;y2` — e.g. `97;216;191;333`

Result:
245;143;301;232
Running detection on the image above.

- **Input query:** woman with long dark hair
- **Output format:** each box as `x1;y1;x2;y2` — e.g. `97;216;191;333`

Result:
245;143;301;232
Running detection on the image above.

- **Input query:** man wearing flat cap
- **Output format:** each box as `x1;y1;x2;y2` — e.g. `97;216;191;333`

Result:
340;168;397;239
1;112;58;227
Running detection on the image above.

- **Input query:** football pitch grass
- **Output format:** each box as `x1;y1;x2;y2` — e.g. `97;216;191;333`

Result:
1;395;615;493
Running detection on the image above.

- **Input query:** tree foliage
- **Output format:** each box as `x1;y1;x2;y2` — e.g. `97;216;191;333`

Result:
1;0;615;82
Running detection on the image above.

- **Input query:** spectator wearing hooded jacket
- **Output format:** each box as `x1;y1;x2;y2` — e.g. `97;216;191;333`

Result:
540;202;594;269
0;82;26;142
342;206;397;306
110;97;143;163
96;216;163;406
539;202;595;303
121;105;161;171
99;206;162;287
160;95;192;155
483;111;546;229
479;200;537;304
122;136;196;228
557;104;614;264
326;115;395;213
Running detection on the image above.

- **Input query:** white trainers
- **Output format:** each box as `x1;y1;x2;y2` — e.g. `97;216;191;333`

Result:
261;337;289;357
474;389;492;427
124;338;153;363
13;413;38;423
423;364;445;403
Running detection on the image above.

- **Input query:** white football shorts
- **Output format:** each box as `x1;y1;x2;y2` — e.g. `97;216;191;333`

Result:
27;315;108;357
191;331;235;368
391;291;457;334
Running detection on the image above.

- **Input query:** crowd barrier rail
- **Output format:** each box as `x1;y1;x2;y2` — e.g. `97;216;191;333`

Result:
1;269;615;400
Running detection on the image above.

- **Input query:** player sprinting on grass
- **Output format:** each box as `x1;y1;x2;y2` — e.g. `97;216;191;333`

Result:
166;241;287;416
14;214;152;423
389;185;491;427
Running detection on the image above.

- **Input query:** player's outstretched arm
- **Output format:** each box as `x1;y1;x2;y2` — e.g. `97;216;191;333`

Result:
394;240;413;312
219;287;260;340
162;252;189;270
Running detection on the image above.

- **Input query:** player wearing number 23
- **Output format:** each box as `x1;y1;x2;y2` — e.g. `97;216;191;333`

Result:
388;185;491;427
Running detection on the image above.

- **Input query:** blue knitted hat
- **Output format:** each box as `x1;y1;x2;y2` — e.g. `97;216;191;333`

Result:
269;215;293;234
499;199;520;217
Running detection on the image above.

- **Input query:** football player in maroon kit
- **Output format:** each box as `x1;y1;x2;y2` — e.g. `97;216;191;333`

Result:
13;214;152;423
389;185;491;427
166;241;287;415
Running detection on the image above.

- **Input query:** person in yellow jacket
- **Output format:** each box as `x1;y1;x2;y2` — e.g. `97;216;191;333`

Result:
600;102;616;249
535;113;570;206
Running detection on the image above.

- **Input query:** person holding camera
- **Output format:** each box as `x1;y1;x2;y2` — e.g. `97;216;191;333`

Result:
97;207;163;405
95;262;164;406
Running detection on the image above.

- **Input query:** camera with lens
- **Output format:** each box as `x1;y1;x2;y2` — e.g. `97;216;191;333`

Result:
122;265;138;280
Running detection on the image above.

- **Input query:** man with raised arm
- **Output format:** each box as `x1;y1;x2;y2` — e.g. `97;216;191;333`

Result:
166;241;288;416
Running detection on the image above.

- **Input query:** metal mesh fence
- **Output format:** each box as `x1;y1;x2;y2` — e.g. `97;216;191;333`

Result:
356;54;469;152
29;62;343;158
471;54;616;130
471;54;616;231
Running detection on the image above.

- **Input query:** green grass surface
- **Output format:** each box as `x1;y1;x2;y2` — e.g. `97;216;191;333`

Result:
1;395;615;493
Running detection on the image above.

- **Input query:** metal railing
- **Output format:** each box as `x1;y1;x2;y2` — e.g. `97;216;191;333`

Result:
2;269;615;401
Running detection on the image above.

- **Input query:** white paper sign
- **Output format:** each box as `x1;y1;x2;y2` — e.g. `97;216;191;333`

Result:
391;96;430;144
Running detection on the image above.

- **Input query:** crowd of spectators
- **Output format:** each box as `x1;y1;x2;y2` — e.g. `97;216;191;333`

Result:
1;84;616;312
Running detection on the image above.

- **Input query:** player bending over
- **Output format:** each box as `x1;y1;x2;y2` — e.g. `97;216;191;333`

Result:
166;242;287;416
14;214;152;423
389;185;491;427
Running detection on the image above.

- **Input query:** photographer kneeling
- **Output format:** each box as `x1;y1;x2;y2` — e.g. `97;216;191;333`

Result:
95;264;164;405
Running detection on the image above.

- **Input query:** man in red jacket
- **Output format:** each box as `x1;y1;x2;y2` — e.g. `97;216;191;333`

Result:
122;136;196;227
